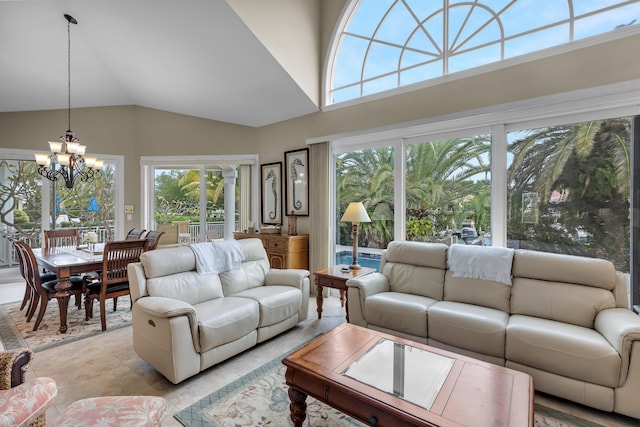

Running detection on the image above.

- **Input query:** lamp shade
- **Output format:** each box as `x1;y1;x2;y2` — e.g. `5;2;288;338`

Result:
341;202;371;223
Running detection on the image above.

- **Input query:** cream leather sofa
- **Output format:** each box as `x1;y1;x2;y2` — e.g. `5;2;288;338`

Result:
347;241;640;419
127;238;310;384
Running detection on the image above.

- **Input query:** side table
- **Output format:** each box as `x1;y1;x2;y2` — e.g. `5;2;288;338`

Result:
314;265;376;321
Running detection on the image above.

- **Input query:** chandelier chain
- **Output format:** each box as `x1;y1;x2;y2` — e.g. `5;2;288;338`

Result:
67;16;71;131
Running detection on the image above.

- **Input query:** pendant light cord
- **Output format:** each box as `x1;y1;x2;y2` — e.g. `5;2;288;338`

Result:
67;17;71;132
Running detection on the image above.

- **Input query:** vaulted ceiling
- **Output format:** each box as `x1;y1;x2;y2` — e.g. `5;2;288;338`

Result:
0;0;322;127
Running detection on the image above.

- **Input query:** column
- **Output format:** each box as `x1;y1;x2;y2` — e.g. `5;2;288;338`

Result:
222;168;238;240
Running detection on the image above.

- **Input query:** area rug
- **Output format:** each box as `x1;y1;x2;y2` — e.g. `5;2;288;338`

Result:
174;351;604;427
0;299;131;352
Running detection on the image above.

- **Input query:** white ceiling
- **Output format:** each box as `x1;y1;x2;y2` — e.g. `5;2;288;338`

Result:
0;0;320;127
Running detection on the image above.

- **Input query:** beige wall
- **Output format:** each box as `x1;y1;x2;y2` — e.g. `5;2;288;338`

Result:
228;0;323;106
1;5;639;259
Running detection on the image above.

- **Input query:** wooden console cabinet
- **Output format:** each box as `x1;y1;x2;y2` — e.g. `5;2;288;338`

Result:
234;232;309;270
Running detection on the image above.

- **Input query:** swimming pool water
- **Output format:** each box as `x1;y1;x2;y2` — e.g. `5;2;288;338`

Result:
335;251;381;270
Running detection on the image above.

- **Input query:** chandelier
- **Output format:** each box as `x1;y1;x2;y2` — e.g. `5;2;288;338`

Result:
34;14;102;189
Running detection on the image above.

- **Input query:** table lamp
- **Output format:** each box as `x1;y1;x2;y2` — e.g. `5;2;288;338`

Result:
341;202;371;269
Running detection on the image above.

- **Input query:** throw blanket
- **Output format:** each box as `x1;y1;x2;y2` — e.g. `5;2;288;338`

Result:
448;244;514;285
190;240;245;275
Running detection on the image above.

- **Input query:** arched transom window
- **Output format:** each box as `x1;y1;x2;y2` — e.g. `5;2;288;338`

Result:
327;0;640;105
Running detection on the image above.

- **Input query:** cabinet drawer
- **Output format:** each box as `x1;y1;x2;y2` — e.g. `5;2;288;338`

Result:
267;237;289;252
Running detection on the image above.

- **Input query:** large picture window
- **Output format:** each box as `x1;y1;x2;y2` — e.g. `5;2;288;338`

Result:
331;91;637;309
507;118;631;272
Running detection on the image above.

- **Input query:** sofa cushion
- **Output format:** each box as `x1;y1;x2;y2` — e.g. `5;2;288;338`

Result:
221;238;270;292
383;241;448;269
220;259;270;295
511;277;616;328
364;292;436;337
385;264;446;300
512;249;617;290
140;246;196;278
381;241;447;300
195;297;259;352
233;286;302;327
506;315;621;388
443;271;511;312
428;301;509;358
146;271;224;305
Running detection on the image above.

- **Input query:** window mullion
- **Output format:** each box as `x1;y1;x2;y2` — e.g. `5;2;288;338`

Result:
490;124;507;247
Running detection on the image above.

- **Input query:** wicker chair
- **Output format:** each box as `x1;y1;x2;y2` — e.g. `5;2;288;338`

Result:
156;223;179;248
0;349;57;427
172;220;191;245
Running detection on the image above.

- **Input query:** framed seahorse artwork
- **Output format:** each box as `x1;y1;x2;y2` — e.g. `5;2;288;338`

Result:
260;162;283;225
284;148;309;216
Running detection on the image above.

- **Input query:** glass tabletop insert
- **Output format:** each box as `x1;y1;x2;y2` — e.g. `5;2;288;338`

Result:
343;339;454;410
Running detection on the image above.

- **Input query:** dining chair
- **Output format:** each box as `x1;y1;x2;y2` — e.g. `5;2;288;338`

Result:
143;230;165;251
125;228;147;240
4;235;57;316
43;228;80;250
83;239;148;331
12;239;84;331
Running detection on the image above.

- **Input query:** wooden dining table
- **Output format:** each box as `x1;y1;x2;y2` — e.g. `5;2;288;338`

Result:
32;246;104;333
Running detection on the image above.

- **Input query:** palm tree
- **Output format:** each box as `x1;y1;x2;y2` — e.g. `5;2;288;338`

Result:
178;169;224;207
336;136;491;246
405;136;491;239
507;119;630;269
337;147;394;248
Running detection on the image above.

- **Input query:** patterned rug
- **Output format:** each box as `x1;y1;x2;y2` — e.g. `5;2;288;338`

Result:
174;351;604;427
0;299;131;352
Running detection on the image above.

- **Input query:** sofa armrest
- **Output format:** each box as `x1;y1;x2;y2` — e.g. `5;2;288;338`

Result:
347;272;390;297
265;269;310;289
595;308;640;386
135;296;196;318
346;273;390;327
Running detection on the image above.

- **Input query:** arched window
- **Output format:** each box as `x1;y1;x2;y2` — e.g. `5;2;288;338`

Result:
327;0;640;105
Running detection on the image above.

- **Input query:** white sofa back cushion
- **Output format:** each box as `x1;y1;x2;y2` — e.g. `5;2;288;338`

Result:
511;278;616;328
512;249;616;290
444;271;512;312
381;241;447;299
141;246;196;278
146;272;224;305
220;238;270;295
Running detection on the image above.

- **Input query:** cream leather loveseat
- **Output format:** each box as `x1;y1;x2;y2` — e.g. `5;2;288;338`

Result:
127;238;310;384
347;241;640;419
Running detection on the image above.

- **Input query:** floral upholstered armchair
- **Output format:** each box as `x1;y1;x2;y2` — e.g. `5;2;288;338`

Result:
0;348;57;427
0;349;167;426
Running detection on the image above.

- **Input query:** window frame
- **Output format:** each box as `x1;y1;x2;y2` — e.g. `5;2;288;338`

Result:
139;155;260;239
326;79;640;307
324;1;640;109
0;147;125;238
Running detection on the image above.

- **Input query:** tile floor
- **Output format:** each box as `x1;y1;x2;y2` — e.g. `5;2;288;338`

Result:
0;267;637;426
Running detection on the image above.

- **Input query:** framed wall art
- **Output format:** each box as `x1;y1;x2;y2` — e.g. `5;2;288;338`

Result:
261;162;282;225
284;148;309;216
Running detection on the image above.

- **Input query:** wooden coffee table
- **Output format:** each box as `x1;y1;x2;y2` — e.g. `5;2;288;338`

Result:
283;323;533;427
